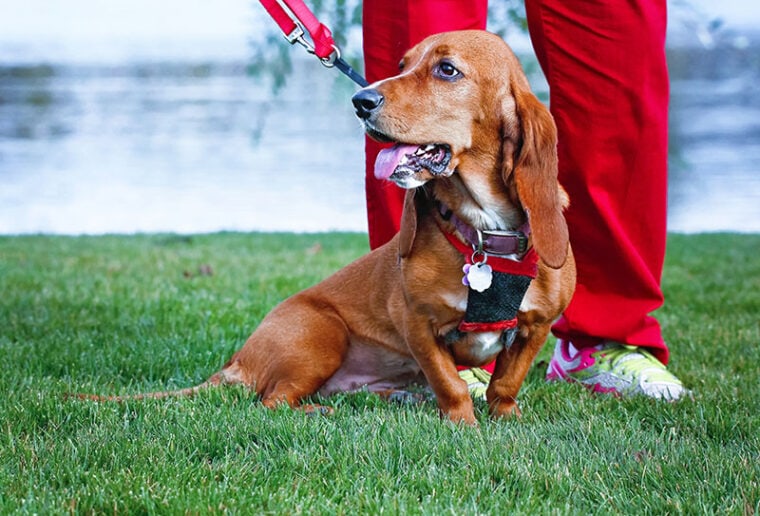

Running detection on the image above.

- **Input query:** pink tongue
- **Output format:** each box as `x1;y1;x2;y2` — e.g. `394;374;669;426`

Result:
374;144;419;180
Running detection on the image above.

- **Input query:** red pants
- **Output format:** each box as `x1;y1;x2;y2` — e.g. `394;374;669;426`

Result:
361;0;670;363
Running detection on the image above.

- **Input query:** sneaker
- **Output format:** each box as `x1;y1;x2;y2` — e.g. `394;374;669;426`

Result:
458;367;492;400
546;340;687;400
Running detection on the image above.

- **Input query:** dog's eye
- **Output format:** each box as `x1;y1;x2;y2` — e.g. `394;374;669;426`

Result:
435;61;461;81
398;59;405;71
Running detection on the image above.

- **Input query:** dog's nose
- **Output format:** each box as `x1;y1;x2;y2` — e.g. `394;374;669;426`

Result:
352;88;385;120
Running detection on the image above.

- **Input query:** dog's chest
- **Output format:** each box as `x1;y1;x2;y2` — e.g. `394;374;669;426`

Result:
437;270;532;365
466;331;504;362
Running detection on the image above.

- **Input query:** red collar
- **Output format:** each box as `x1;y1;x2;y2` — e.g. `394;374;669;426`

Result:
439;203;530;256
437;206;538;279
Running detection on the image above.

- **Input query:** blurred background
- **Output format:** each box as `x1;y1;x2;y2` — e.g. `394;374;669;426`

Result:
1;0;758;235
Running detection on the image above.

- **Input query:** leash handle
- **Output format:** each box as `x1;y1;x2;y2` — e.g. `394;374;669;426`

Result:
259;0;368;87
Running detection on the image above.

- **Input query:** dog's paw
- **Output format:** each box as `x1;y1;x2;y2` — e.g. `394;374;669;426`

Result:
488;399;522;419
439;400;478;426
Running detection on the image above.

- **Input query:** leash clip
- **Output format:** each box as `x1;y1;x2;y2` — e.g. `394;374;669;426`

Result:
284;23;339;68
284;24;308;47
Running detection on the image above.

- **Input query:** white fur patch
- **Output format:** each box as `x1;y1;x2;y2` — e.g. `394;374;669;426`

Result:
469;331;503;362
441;291;468;312
519;287;536;313
456;175;522;230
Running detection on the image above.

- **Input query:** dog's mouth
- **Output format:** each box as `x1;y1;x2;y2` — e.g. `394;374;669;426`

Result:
374;143;452;182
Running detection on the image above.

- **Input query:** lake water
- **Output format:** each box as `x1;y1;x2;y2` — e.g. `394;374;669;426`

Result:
1;41;759;235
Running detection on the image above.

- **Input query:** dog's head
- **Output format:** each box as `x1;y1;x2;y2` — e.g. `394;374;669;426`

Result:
352;30;568;269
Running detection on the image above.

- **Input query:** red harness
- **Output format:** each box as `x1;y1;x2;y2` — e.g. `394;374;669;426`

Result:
438;214;538;333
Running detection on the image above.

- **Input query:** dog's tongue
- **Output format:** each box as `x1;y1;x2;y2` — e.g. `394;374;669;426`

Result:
374;144;419;180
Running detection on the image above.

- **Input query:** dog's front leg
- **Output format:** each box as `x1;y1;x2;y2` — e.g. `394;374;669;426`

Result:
486;321;551;418
404;315;477;425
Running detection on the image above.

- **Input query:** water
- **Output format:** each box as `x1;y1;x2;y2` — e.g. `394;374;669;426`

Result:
1;42;758;235
0;59;367;234
667;44;760;232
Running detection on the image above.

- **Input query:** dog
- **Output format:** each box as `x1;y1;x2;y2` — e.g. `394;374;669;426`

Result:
80;30;575;424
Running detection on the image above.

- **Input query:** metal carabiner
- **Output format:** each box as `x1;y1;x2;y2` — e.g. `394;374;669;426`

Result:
284;23;339;68
284;24;314;52
319;45;339;68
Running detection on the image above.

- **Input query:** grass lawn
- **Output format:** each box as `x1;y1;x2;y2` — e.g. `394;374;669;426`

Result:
1;232;758;514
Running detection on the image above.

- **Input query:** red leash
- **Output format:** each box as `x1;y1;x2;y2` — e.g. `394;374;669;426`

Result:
259;0;368;87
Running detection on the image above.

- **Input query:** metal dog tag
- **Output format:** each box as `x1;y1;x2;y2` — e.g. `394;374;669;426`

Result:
462;262;493;292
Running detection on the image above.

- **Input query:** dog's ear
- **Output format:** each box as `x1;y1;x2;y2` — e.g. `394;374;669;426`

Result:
507;87;569;269
398;189;418;259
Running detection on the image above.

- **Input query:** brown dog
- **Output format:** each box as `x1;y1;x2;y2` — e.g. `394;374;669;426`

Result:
83;30;575;424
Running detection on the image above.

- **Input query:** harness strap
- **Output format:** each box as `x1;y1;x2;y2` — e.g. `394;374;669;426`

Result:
459;317;518;333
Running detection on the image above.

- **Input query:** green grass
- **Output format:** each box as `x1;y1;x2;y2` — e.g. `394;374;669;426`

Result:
1;232;758;514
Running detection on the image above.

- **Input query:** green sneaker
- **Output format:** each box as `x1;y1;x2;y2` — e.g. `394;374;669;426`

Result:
546;340;688;400
458;367;492;400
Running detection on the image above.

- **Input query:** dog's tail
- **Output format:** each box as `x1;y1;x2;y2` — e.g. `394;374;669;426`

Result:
67;372;224;402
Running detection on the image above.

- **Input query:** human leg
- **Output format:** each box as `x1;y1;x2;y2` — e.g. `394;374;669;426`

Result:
525;0;684;397
526;0;670;360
